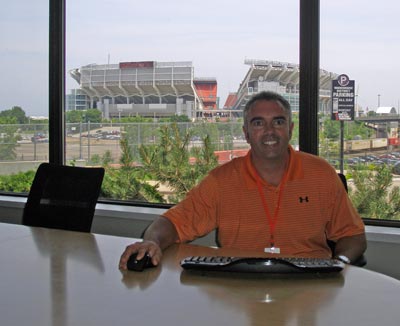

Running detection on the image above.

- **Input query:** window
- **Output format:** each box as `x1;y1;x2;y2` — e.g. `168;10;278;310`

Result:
320;0;400;221
1;0;399;223
0;0;49;186
65;0;299;205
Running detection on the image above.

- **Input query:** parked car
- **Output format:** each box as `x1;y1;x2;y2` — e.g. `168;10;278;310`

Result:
390;152;400;158
31;133;48;143
379;154;396;160
346;158;361;165
363;155;379;162
327;159;340;169
393;162;400;175
379;158;399;166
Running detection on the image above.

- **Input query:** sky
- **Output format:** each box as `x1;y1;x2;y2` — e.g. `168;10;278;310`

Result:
1;0;399;116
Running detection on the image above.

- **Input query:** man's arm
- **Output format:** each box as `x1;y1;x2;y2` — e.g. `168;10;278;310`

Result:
119;216;179;270
334;233;367;264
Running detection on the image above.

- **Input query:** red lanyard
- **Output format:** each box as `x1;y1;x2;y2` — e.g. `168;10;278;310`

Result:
255;170;288;248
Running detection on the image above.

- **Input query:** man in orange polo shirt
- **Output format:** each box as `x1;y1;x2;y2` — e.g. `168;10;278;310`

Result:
119;91;366;269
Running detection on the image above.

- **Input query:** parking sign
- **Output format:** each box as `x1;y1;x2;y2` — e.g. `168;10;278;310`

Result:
331;74;355;121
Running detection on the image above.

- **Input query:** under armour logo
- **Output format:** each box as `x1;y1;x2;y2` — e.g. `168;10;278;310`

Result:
299;196;309;203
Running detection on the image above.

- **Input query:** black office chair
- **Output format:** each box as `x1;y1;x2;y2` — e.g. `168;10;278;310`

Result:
337;172;348;193
22;163;105;232
328;173;366;267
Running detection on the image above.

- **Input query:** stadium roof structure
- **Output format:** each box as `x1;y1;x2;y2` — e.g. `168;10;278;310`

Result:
70;61;197;103
229;59;339;112
69;61;219;119
223;93;238;109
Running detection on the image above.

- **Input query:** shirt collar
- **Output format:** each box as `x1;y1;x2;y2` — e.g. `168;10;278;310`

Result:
243;145;304;189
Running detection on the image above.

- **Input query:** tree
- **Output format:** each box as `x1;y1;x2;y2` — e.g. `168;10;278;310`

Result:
100;137;163;202
0;106;28;124
66;109;102;123
66;110;84;123
0;124;20;161
0;170;36;192
84;109;102;123
139;123;218;203
321;118;340;140
349;165;400;220
0;106;30;161
159;115;191;123
101;150;113;165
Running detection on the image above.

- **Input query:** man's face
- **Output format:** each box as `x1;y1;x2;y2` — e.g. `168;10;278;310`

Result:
243;100;294;161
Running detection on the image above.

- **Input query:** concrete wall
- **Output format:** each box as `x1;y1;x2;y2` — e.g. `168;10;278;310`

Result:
2;196;400;280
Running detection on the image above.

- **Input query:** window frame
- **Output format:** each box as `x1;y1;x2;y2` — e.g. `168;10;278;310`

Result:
46;0;397;227
49;0;65;165
51;0;320;162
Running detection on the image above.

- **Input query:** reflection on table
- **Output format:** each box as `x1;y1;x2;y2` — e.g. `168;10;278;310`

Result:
1;223;400;326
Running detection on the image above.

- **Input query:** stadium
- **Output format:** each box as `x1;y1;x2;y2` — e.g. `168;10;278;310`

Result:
69;61;217;120
228;59;338;115
68;59;339;120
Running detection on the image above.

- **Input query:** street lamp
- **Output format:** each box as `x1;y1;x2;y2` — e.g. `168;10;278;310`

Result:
378;94;381;108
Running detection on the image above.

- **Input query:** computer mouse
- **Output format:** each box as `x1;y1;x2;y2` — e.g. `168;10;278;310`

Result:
127;253;155;272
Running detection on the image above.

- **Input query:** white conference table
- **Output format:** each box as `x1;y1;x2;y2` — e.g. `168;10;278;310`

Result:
1;222;400;326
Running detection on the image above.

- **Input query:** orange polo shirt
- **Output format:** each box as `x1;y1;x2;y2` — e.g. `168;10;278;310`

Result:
163;146;365;258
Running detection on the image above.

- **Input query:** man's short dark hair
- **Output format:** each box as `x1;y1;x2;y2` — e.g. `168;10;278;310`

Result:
243;91;292;126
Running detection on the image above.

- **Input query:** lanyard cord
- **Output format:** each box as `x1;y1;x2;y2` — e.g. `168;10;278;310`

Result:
255;170;288;248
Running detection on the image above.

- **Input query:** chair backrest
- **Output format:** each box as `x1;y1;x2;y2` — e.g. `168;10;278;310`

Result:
330;173;366;267
337;173;348;193
23;163;105;232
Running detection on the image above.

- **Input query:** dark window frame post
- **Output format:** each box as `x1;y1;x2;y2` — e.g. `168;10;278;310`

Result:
299;0;320;155
49;0;65;164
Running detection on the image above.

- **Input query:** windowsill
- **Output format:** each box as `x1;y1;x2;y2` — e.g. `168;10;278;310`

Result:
0;195;26;207
365;225;400;244
95;202;167;220
1;195;399;242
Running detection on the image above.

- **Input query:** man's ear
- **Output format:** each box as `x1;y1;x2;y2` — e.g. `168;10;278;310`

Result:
243;126;250;143
289;122;294;139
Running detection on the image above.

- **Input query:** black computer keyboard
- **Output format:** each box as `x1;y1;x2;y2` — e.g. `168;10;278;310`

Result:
180;256;345;273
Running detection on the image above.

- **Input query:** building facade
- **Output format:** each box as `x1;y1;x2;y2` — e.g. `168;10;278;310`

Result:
226;59;338;116
69;61;217;120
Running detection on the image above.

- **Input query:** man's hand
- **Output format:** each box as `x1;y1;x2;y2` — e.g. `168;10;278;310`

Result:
119;216;179;270
119;240;162;270
335;233;367;263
